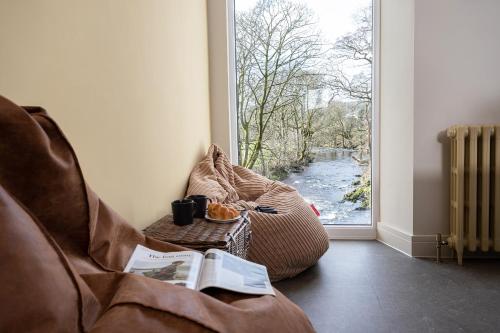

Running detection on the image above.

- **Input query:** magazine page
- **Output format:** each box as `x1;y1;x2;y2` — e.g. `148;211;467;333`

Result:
198;249;275;296
124;245;203;290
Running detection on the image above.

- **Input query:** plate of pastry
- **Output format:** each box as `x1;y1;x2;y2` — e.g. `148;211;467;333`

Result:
205;203;241;223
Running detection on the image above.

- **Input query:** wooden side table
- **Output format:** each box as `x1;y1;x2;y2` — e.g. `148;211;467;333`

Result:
143;212;251;259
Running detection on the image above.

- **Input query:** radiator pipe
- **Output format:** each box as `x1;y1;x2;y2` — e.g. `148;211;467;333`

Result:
436;233;448;263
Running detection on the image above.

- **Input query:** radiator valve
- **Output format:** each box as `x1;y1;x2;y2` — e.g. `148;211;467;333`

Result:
436;233;448;263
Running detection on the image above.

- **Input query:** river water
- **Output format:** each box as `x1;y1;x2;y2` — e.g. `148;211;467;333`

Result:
282;148;371;225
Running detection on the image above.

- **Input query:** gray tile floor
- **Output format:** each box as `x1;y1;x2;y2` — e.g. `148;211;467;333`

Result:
274;241;500;333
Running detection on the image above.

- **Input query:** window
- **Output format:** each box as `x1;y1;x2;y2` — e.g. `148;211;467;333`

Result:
208;0;379;238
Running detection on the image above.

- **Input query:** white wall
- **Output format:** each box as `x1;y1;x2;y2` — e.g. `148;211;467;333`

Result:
207;0;230;156
413;0;500;236
377;0;415;253
207;0;239;164
0;0;211;230
379;0;500;255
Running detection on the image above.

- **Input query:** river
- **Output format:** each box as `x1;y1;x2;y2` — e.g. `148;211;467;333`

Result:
282;148;371;225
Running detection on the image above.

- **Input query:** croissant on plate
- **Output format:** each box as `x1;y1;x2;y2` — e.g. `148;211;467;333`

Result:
207;203;240;220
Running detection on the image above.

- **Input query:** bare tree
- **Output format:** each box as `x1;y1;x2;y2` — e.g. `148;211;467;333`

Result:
235;0;323;169
235;1;373;184
326;6;373;206
327;6;372;152
333;7;372;66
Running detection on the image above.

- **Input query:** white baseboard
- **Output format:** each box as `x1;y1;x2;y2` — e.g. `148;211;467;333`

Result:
325;225;376;240
376;222;455;258
335;223;497;260
376;222;412;256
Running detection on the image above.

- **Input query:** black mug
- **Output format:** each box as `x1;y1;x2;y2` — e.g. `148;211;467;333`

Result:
171;199;197;226
186;195;212;218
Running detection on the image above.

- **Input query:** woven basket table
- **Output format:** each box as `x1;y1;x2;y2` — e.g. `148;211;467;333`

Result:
143;212;251;259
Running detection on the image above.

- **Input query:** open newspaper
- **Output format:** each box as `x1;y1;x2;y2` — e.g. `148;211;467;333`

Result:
124;245;275;296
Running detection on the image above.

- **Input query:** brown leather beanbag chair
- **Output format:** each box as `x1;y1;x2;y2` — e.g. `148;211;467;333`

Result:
0;95;315;333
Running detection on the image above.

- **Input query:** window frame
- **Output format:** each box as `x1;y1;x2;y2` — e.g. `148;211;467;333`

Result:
208;0;380;239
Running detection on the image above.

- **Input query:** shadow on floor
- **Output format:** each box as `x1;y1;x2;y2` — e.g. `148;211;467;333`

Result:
274;240;500;333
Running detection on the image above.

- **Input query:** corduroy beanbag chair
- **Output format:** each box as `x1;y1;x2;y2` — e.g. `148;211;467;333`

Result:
187;145;330;281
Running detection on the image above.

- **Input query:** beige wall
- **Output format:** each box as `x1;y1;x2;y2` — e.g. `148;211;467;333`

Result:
378;0;415;241
413;0;500;236
0;0;211;230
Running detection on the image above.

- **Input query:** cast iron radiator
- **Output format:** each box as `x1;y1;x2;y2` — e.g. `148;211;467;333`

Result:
447;125;500;264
